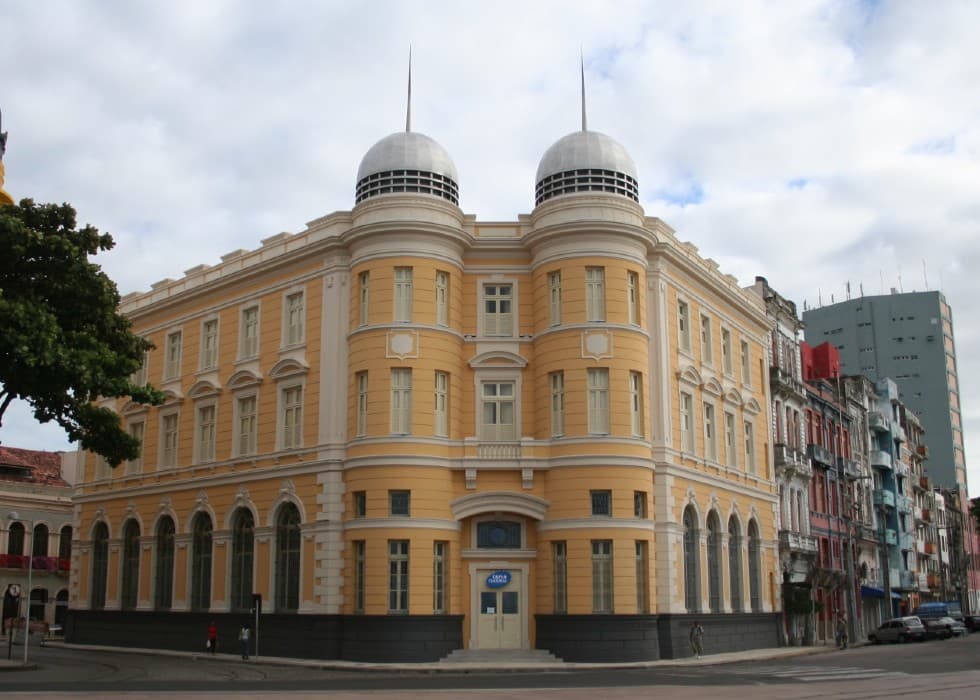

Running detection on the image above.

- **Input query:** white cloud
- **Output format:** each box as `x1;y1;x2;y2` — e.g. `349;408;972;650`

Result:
2;0;979;495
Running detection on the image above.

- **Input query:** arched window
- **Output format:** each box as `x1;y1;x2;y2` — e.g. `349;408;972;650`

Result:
29;588;46;621
230;509;255;611
728;517;743;612
32;524;49;557
90;522;109;610
707;512;722;613
748;519;762;612
275;503;301;612
120;520;140;610
7;522;24;556
58;525;73;562
154;517;175;610
191;512;213;611
683;506;700;612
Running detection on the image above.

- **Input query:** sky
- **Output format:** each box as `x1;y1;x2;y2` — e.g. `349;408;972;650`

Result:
1;0;979;495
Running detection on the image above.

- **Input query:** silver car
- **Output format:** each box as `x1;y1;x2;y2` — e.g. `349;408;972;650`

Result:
868;616;926;643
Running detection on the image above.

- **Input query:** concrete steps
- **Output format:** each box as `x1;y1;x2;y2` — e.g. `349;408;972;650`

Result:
441;648;563;664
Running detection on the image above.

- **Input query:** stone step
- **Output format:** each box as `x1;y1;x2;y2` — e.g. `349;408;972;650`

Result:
442;648;563;664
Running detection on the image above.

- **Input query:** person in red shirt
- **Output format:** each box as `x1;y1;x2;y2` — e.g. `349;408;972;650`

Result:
207;621;218;654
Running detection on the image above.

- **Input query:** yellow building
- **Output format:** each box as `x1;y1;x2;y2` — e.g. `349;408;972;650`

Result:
67;109;781;661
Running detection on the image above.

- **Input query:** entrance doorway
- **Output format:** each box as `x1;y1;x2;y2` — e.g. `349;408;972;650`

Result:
475;568;523;649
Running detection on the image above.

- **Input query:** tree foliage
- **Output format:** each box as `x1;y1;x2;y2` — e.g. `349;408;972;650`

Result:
0;198;163;465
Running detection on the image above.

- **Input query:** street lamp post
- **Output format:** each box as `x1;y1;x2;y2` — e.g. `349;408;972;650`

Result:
7;512;33;666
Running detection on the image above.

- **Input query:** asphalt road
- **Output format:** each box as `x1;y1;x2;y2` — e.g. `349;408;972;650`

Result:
2;634;979;698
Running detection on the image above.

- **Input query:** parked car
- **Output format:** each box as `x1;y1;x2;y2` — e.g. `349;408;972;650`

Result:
868;616;926;643
964;615;980;633
924;616;954;640
935;616;968;637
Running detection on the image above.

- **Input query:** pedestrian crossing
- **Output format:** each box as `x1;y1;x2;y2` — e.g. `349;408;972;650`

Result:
728;664;908;683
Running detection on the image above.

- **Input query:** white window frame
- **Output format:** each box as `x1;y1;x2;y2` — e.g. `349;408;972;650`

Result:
585;267;606;322
433;541;448;614
195;402;217;463
700;314;713;366
160;410;180;469
235;393;258;457
680;391;695;453
356;371;368;437
126;420;145;475
391;368;412;434
550;371;565;437
481;282;514;337
740;339;751;385
239;305;260;359
479;380;516;442
725;411;737;468
283;291;305;346
678;300;691;352
200;317;219;371
280;384;304;450
388;540;410;613
627;271;640;325
721;327;733;375
629;371;643;436
393;267;413;322
434;370;448;437
744;420;756;473
359;271;370;326
164;330;182;380
588;368;610;434
549;271;562;326
591;539;613;613
435;271;449;327
704;401;717;461
132;349;149;386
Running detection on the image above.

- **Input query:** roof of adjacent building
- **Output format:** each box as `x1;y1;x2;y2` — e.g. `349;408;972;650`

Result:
0;446;69;487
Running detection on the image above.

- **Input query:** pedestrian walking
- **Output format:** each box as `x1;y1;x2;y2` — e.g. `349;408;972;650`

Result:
836;615;848;650
238;623;250;660
689;620;705;659
207;620;218;654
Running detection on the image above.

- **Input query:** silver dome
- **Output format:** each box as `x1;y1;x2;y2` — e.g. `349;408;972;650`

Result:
534;130;638;205
356;131;458;182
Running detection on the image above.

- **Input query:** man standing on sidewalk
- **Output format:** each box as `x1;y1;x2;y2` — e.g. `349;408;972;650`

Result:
238;623;250;660
689;621;705;659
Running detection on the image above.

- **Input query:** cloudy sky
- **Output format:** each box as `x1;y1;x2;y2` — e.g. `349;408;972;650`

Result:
2;1;979;494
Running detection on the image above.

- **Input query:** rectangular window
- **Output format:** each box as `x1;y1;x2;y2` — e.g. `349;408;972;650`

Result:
285;291;305;345
636;540;649;613
356;371;368;437
591;489;612;516
549;271;562;326
744;420;755;473
353;491;366;518
197;404;216;462
165;331;182;380
586;267;606;321
588;368;610;434
389;489;410;516
550;371;565;437
627;271;639;325
634;491;647;518
161;413;179;468
433;541;448;613
725;411;737;468
433;371;448;437
704;402;716;461
132;350;148;386
126;421;144;475
740;340;750;384
389;540;409;613
237;395;257;456
483;283;513;336
394;267;413;322
592;540;613;613
240;306;259;358
353;541;365;613
435;271;449;326
359;271;370;326
629;371;643;436
700;314;713;365
391;368;412;434
722;328;733;375
553;541;567;613
480;382;516;441
678;300;691;351
282;385;303;449
201;319;219;370
680;392;695;452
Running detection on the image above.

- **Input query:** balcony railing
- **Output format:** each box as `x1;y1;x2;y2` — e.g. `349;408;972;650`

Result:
899;570;917;590
858;524;878;541
870;450;892;470
919;475;930;490
837;456;862;478
874;489;896;509
774;444;812;477
920;507;931;523
0;554;69;572
894;459;909;477
897;495;914;513
778;530;819;555
808;443;834;468
927;573;941;588
918;573;930;591
916;445;930;460
869;411;890;432
476;442;521;459
885;529;898;546
899;532;915;551
924;542;937;555
894;424;907;443
770;366;806;397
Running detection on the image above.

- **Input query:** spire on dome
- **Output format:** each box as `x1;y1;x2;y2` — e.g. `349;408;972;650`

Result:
405;46;412;133
580;49;587;132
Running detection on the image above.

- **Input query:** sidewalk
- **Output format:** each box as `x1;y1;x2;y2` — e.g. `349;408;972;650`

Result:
2;639;843;673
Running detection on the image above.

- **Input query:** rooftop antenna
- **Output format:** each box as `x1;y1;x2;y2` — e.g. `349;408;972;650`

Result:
922;259;929;290
406;46;412;132
860;282;864;297
898;264;904;293
879;270;884;295
581;48;588;132
846;281;851;300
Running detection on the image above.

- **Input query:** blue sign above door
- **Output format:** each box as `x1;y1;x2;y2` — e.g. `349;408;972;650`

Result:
486;570;511;588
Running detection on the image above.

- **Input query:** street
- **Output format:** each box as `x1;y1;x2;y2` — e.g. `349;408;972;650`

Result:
1;634;979;698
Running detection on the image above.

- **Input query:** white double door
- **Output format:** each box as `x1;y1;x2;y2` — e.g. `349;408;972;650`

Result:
475;568;523;649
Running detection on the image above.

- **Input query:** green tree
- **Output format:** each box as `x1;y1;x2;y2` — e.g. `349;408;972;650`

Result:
0;198;163;465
